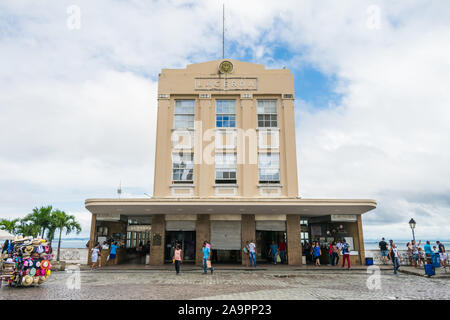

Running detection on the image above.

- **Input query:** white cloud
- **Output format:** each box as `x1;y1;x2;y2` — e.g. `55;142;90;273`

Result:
0;1;449;240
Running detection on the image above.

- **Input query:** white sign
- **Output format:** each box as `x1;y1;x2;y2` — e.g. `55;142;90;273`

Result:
127;225;152;232
194;77;257;91
331;214;357;222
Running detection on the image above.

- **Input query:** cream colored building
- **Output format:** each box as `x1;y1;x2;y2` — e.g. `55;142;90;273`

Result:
85;59;376;266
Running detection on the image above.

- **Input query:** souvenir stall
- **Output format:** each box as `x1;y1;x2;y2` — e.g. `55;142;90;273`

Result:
1;236;53;288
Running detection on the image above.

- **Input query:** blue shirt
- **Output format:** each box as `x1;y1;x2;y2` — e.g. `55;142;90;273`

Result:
110;244;118;255
313;246;321;257
270;244;278;255
202;246;210;259
342;243;349;254
424;244;432;254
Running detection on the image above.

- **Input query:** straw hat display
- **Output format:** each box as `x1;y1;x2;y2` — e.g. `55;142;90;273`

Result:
1;236;54;287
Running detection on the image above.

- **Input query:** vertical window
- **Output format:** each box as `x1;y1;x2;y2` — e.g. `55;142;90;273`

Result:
257;100;277;128
172;153;194;183
174;100;195;129
258;153;280;183
301;232;309;245
216;100;236;128
215;153;237;184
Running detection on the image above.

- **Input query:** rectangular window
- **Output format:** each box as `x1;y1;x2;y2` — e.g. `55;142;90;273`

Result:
174;100;195;129
258;153;280;183
172;153;194;183
257;100;277;128
216;100;236;128
215;153;237;184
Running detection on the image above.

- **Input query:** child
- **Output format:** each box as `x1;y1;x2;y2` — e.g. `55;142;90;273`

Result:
91;244;100;270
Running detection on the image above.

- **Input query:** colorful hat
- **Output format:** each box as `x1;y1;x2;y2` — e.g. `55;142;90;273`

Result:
45;269;51;277
22;275;33;286
24;246;34;254
29;268;36;276
35;261;41;268
41;260;50;269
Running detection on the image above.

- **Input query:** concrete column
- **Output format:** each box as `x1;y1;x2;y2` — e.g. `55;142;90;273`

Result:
286;214;302;265
241;214;255;265
87;213;96;265
149;214;165;265
195;214;210;265
357;215;365;266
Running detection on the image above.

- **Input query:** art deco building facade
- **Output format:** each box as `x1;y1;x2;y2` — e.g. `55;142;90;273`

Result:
85;59;376;266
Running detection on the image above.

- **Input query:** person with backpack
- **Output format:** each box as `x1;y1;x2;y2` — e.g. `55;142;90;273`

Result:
341;239;351;269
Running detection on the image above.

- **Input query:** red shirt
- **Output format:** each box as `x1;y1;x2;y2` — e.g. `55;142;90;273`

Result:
279;242;286;251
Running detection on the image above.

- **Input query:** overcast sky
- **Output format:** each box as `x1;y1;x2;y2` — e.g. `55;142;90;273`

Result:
0;1;449;241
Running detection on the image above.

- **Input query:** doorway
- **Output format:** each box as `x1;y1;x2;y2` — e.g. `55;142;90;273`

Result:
164;231;196;263
256;231;286;263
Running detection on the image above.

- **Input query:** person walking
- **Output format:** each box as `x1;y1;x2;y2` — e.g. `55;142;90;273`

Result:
173;243;183;275
313;242;321;266
91;244;100;271
99;241;109;268
378;238;388;265
436;241;447;271
269;241;279;265
109;242;118;265
304;241;311;264
341;239;351;269
202;241;214;275
279;239;287;264
390;243;401;275
248;240;257;267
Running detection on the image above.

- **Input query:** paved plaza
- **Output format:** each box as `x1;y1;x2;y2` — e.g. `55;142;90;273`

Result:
1;265;449;300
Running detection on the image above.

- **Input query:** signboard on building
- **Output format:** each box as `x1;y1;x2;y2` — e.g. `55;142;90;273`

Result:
330;214;357;222
194;77;257;91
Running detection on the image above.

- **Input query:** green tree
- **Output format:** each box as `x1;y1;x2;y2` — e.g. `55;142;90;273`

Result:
0;218;20;235
23;206;53;238
50;210;81;261
16;220;41;238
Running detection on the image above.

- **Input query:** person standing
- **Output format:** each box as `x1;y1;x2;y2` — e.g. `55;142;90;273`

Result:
328;241;334;266
313;242;321;266
99;241;109;268
202;241;214;275
379;238;388;265
390;243;401;275
243;241;250;267
279;239;287;264
411;240;421;268
248;240;257;268
436;241;447;271
304;241;311;264
424;241;432;264
269;241;279;265
341;239;351;269
173;244;183;275
91;244;100;271
332;242;339;266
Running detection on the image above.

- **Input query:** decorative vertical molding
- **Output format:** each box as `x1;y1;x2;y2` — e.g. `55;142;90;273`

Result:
357;214;365;266
286;214;302;265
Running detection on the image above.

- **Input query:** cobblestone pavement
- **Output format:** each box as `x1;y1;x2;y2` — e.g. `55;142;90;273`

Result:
0;269;449;300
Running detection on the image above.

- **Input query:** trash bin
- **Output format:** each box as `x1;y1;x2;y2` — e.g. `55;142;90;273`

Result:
432;254;441;268
365;257;374;266
424;263;435;277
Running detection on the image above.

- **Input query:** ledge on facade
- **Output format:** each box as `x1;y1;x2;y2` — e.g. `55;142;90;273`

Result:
213;184;238;188
257;184;283;187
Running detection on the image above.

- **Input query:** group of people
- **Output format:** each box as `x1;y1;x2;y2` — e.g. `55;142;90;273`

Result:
303;240;352;269
242;239;287;267
378;238;447;275
170;240;214;275
90;241;118;270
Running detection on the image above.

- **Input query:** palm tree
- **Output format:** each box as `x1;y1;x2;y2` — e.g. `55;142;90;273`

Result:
0;218;20;235
16;220;41;238
50;210;81;261
23;206;53;238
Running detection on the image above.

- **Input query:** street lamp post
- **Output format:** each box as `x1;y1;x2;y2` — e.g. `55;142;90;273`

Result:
409;218;416;243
